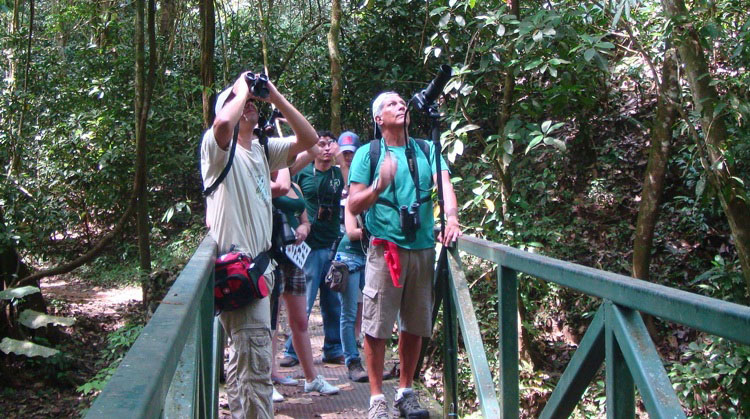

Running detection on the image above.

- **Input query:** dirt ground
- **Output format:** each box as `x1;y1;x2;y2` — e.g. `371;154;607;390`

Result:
0;275;143;418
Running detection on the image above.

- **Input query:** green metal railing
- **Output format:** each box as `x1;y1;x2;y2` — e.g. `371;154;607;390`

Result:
86;232;750;418
86;236;221;418
438;234;750;418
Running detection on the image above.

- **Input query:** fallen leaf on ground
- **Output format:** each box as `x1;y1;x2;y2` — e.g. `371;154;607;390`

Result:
284;397;314;404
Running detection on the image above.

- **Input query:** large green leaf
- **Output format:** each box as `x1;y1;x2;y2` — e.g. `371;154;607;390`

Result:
18;309;76;329
0;338;60;358
0;286;41;300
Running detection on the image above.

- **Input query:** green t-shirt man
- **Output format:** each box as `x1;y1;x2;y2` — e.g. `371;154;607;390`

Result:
294;163;344;249
348;137;448;250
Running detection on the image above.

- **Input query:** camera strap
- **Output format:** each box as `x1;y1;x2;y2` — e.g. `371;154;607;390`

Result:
203;123;240;197
372;138;431;212
254;117;271;162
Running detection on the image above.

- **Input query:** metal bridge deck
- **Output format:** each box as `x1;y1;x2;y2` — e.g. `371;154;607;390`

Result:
219;301;440;418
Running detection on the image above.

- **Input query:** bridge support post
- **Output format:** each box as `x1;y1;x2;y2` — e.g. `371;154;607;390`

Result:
498;267;519;418
605;301;635;419
198;276;215;418
211;317;223;419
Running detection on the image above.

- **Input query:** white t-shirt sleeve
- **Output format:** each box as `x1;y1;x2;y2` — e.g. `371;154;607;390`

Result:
200;128;230;188
266;136;293;172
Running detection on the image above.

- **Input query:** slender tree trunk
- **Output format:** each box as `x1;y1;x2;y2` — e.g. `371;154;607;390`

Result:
199;0;215;128
14;0;34;175
498;0;540;370
662;0;750;291
327;0;342;135
256;0;274;76
632;48;679;281
496;0;519;219
135;0;158;306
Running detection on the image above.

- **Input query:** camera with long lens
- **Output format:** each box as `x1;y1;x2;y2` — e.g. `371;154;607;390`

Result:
317;204;335;222
244;72;270;99
399;202;421;241
410;64;452;112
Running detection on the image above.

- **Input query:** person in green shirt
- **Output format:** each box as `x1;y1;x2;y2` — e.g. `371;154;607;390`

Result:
281;131;346;366
348;92;462;419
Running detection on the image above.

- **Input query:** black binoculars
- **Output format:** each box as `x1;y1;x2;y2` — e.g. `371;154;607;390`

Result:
399;202;421;240
244;72;269;99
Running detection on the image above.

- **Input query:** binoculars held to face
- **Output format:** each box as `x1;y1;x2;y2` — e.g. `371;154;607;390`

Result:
244;72;269;99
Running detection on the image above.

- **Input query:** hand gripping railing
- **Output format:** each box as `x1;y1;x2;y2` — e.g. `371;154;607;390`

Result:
86;236;222;419
437;234;750;418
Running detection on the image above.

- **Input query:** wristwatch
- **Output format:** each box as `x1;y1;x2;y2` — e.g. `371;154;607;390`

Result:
371;177;381;194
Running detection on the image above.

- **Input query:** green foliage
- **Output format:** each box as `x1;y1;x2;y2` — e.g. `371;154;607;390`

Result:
77;322;144;396
0;286;74;360
0;337;60;358
690;254;748;304
669;337;750;417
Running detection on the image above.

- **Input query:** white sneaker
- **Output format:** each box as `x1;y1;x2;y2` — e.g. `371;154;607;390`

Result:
304;375;339;395
272;386;284;402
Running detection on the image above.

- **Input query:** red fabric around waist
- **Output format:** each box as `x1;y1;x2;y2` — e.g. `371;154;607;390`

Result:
372;238;402;288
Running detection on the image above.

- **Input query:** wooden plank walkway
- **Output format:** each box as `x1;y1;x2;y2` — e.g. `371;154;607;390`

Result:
219;300;441;418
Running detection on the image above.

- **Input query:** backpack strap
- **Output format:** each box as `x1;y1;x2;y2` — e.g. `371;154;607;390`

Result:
367;138;432;211
368;138;381;186
368;138;432;186
203;123;240;197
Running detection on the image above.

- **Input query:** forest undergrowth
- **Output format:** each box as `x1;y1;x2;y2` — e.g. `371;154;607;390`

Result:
420;82;750;417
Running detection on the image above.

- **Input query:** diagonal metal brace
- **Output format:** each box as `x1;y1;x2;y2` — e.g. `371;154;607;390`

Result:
540;306;606;419
606;302;686;419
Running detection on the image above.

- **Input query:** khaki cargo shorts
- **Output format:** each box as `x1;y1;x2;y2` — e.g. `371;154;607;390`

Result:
362;244;435;339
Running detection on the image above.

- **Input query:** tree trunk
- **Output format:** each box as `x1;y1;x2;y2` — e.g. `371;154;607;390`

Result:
14;0;34;175
199;0;215;129
662;0;750;292
498;0;540;370
632;48;679;281
135;0;158;306
257;0;271;74
496;0;519;219
327;0;342;135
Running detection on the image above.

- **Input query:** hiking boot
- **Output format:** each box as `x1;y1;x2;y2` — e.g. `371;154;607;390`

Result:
279;355;299;367
368;397;390;419
347;360;369;383
304;375;339;395
395;390;429;418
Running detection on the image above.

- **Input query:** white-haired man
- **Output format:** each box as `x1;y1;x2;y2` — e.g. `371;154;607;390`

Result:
347;91;461;418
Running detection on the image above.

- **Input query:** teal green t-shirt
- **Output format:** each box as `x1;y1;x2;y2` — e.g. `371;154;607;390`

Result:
348;137;448;250
294;164;344;249
336;232;366;256
272;185;305;230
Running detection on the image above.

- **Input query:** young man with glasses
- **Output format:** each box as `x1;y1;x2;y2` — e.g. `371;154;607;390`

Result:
280;131;346;366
